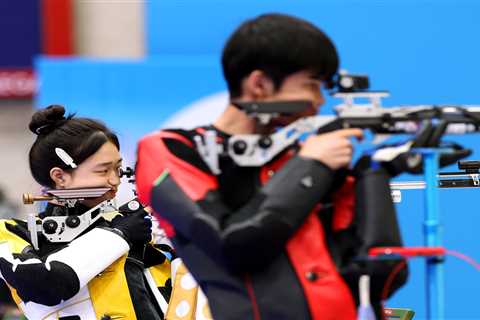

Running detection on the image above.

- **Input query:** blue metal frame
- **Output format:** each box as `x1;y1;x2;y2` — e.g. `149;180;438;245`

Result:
415;148;445;320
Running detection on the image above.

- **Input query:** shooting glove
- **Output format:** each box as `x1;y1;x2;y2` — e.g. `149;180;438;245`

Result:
110;199;152;246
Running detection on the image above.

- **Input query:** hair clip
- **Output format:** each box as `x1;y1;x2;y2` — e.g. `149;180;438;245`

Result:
55;148;77;169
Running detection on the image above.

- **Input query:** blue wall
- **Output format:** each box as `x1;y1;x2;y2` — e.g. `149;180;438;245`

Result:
37;1;480;318
36;56;224;157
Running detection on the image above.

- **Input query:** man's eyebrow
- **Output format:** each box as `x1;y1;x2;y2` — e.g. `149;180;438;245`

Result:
306;78;322;84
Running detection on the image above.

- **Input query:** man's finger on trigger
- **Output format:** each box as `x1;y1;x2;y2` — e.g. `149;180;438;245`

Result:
338;128;364;140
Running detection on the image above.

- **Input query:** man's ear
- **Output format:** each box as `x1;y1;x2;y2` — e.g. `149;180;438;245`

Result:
242;70;275;99
49;167;70;189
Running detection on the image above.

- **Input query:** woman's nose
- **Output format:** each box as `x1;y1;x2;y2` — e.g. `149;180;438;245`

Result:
108;170;121;187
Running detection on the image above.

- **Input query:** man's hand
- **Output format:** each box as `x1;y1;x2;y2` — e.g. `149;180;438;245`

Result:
299;128;364;170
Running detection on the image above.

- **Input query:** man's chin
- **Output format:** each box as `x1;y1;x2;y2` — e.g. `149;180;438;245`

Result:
270;114;305;127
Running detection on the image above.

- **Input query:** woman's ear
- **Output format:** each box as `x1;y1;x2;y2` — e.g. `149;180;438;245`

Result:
49;167;70;189
242;70;275;99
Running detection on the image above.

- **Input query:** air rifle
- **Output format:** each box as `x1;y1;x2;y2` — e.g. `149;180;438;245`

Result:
195;74;480;172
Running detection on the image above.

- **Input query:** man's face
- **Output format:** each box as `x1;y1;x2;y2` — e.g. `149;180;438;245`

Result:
264;70;325;126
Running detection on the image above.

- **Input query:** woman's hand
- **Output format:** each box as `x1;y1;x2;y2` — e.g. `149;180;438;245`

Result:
110;209;152;245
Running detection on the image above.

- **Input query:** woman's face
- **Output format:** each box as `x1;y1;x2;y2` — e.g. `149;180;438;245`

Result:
60;141;122;206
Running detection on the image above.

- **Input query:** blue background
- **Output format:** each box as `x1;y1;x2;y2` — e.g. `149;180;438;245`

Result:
36;1;480;318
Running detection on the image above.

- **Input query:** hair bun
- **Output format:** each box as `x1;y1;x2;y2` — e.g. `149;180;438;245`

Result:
29;105;67;135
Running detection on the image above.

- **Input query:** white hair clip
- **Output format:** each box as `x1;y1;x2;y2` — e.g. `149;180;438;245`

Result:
55;148;77;169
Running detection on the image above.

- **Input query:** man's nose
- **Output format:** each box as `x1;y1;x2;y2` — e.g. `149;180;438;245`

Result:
314;91;325;109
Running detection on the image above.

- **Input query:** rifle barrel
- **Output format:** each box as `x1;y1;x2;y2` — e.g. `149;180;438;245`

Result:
22;193;53;204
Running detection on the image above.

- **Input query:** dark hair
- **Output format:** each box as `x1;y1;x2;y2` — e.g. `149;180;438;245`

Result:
222;13;339;98
28;105;120;188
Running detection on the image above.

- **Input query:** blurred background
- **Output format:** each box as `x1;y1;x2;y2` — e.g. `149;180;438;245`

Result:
0;0;479;319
